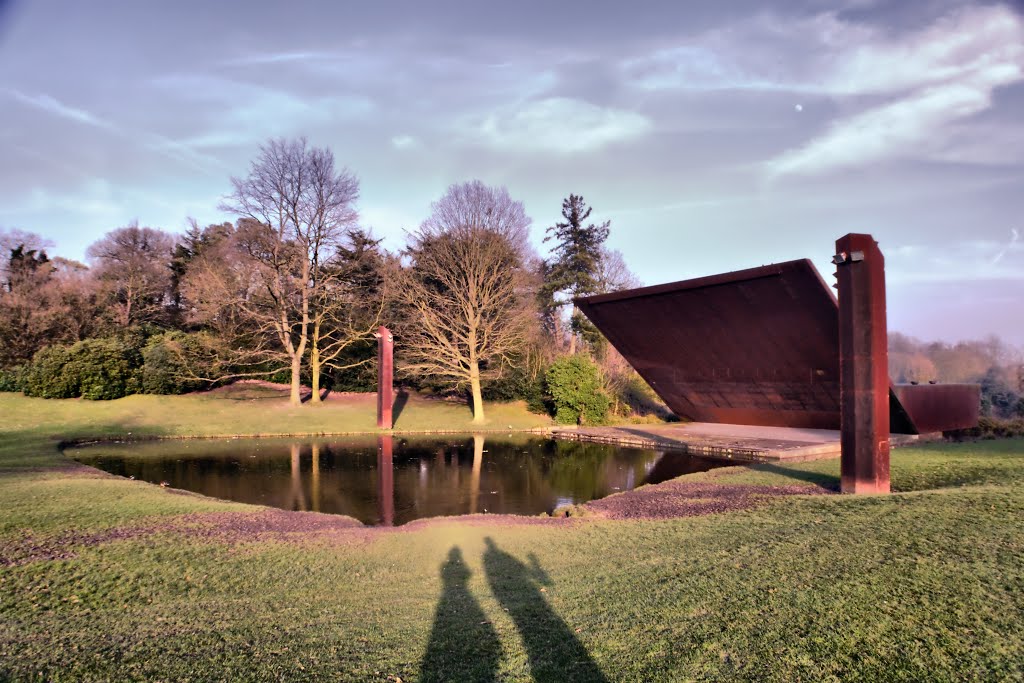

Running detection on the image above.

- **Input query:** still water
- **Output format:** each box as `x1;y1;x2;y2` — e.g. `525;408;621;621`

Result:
68;435;728;526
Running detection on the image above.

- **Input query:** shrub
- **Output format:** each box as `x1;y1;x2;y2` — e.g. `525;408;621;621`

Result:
947;416;1024;440
0;366;25;393
23;334;149;400
68;337;140;400
142;332;212;395
482;364;548;414
23;346;79;398
545;354;611;425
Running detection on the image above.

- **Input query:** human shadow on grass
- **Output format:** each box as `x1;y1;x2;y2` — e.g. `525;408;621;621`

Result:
420;546;501;683
482;537;608;683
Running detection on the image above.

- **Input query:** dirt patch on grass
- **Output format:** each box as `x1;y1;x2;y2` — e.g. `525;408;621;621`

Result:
171;509;365;540
0;526;156;567
1;478;832;567
0;509;371;567
583;480;832;520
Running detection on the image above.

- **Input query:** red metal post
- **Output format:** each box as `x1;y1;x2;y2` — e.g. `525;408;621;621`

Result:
376;326;393;429
835;234;890;494
377;435;395;526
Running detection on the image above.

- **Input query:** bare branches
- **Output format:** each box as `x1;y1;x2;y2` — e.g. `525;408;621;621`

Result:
213;138;361;405
399;181;533;422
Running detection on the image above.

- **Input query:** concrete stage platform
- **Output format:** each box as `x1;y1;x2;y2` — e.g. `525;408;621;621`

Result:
551;422;924;463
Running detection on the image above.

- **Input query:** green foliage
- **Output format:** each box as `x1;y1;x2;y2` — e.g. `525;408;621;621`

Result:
322;338;378;392
542;194;610;300
22;346;79;398
141;331;212;395
948;416;1024;440
69;337;142;400
482;364;548;414
23;331;151;400
0;365;24;392
545;354;611;425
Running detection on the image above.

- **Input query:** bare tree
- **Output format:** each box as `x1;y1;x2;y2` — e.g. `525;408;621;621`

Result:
86;223;175;328
399;181;533;422
219;138;360;405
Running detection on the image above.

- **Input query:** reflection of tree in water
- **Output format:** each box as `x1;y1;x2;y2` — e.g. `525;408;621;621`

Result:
544;440;654;502
420;547;501;683
483;537;608;683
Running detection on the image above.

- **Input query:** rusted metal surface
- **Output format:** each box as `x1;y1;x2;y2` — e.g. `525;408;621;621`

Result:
892;383;981;433
576;256;979;438
376;326;394;429
836;233;890;494
576;259;843;429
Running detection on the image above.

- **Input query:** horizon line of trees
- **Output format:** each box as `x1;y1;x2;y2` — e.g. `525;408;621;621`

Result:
3;137;1022;423
0;137;649;424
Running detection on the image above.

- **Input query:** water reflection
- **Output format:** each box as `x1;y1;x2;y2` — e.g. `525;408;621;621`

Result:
69;435;728;526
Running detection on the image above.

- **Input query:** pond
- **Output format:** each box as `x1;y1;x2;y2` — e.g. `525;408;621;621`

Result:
67;434;729;526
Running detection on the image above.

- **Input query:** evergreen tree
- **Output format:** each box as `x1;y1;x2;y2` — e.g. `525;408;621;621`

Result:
541;194;610;354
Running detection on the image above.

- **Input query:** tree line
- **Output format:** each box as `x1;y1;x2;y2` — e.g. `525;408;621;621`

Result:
889;332;1024;419
6;137;1017;424
0;138;649;423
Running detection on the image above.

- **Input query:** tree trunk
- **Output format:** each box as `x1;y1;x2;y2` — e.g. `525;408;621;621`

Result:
289;353;302;406
470;361;485;423
310;338;322;405
568;304;578;355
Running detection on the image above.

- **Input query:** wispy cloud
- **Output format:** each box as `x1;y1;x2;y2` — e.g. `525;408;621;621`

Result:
5;89;114;129
993;228;1021;264
221;51;331;67
4;88;224;175
765;6;1024;176
391;135;418;150
887;234;1024;284
623;5;1024;176
468;97;650;153
150;74;375;150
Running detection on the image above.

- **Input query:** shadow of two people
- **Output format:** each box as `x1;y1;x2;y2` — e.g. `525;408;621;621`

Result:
419;538;608;683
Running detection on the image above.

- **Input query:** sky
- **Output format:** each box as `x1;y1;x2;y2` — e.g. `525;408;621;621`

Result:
1;0;1023;346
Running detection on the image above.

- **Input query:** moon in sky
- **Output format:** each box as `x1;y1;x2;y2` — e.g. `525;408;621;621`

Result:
795;103;803;112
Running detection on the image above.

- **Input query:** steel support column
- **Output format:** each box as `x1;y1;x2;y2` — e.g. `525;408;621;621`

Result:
376;326;394;429
835;233;890;494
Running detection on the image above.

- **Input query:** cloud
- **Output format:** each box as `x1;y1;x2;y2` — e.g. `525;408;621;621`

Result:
4;88;223;175
764;5;1024;177
622;5;1024;175
469;97;650;153
221;51;330;67
766;80;999;176
5;89;114;129
887;234;1024;284
391;135;418;150
149;74;375;150
993;228;1021;264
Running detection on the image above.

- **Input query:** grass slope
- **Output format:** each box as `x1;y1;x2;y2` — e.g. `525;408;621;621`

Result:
1;391;1022;681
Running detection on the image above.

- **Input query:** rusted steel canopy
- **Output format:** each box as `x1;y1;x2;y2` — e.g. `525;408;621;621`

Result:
892;383;980;433
576;259;978;434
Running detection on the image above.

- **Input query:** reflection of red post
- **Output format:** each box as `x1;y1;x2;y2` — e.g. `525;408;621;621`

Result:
835;234;890;494
376;326;394;429
377;435;395;526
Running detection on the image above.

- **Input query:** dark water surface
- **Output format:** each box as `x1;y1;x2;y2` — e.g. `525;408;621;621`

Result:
68;435;728;525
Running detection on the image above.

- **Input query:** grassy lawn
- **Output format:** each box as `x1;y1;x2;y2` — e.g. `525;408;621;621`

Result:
1;391;1022;681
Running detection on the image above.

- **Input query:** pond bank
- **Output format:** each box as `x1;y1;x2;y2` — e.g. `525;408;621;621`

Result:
553;422;926;462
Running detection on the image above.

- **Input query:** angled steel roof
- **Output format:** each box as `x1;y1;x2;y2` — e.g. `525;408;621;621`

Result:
577;259;977;433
